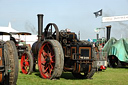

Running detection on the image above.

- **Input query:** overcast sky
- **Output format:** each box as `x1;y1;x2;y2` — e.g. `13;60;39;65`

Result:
0;0;128;39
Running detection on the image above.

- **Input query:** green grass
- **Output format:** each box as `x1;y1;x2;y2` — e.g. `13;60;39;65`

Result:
17;66;128;85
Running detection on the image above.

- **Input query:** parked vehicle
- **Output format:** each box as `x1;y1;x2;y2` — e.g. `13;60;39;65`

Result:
103;37;128;68
32;14;97;79
0;32;33;75
10;32;33;74
0;32;19;85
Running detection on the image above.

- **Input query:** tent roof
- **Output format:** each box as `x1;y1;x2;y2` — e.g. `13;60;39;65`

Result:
0;22;18;33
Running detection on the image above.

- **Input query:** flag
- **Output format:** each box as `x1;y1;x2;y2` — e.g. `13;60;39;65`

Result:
94;9;102;18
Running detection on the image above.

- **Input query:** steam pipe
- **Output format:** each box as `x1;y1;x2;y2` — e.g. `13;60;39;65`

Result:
106;25;111;41
37;14;44;42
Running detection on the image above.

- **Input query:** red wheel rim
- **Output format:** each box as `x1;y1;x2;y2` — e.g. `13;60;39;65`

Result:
38;42;55;79
21;53;30;74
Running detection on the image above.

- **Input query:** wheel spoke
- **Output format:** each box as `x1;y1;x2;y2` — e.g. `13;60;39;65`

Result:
41;61;46;66
51;59;54;63
51;54;55;58
41;60;46;63
41;53;47;66
25;61;29;66
44;66;49;73
25;66;28;73
42;50;48;57
48;65;52;75
48;52;54;58
41;53;44;58
50;63;54;69
48;52;55;64
46;43;51;52
51;56;55;63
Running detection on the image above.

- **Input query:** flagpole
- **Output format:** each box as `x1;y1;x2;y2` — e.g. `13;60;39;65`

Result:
101;9;105;38
94;9;104;39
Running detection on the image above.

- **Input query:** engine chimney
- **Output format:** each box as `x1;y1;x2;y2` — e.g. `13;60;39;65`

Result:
37;14;44;42
106;25;111;41
97;33;99;40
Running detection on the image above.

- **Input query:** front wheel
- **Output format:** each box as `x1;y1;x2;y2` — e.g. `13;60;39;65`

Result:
72;68;96;79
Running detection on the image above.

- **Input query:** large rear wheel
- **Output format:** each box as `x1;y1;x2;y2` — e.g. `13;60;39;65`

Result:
38;40;64;79
6;41;19;85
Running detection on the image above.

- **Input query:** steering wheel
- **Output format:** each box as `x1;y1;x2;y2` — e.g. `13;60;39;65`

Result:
44;23;59;41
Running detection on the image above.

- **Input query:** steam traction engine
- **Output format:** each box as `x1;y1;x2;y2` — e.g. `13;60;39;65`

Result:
0;32;19;85
10;32;33;74
32;14;97;79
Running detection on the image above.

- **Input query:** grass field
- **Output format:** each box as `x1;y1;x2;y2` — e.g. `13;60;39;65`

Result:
17;66;128;85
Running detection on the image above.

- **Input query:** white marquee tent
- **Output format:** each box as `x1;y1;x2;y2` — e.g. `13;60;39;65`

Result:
0;22;37;46
0;22;18;33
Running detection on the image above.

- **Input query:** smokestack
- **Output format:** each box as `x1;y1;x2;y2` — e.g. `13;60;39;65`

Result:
97;33;99;40
37;14;44;42
106;25;111;41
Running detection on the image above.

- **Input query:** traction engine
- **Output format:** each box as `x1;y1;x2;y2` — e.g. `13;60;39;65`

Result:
0;32;19;85
32;14;97;79
10;32;33;75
